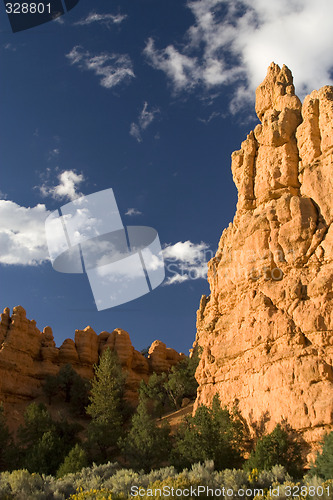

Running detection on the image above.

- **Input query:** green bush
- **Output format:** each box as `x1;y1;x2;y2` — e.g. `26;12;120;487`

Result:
57;444;88;478
17;403;82;475
0;403;14;472
43;364;90;416
0;464;332;500
172;394;246;470
164;352;199;409
311;431;333;479
245;424;305;478
120;398;171;471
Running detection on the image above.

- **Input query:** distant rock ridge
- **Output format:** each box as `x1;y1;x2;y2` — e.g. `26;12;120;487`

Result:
194;63;333;454
0;305;185;418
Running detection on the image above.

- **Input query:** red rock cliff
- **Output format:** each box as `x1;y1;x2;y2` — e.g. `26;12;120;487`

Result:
0;305;185;421
194;63;333;452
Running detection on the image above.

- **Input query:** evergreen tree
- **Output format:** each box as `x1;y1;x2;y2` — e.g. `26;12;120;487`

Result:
57;444;88;477
245;423;305;477
120;398;171;471
139;372;169;418
164;353;199;409
24;430;64;475
86;348;124;460
69;375;91;416
43;374;59;405
172;394;245;470
18;402;54;447
43;365;90;415
58;364;77;403
312;431;333;479
0;403;13;471
139;352;200;417
18;403;82;475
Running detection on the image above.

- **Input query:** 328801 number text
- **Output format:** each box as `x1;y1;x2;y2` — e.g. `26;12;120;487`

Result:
5;3;51;14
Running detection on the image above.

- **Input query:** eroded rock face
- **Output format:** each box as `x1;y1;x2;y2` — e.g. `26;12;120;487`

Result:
0;306;183;420
194;63;333;453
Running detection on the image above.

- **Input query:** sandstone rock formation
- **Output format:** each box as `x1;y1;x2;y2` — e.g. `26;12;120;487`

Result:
194;63;333;453
0;306;185;425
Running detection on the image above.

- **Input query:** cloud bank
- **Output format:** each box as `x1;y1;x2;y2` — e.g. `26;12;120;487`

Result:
144;0;333;110
0;200;50;266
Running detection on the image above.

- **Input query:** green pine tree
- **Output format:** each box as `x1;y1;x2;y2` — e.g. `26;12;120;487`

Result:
312;431;333;479
120;398;171;471
245;423;305;477
172;394;245;470
0;403;13;471
139;372;169;418
18;402;54;448
57;444;88;477
86;348;124;460
18;402;82;475
164;353;199;409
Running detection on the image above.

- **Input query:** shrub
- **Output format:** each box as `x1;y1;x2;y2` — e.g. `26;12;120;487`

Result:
245;424;305;478
0;403;14;472
172;394;246;470
164;352;199;409
57;445;88;478
17;403;82;475
311;431;333;480
120;398;171;471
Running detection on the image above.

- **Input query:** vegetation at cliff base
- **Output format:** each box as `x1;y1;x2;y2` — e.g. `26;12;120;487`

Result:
0;348;332;499
311;431;333;480
245;423;305;477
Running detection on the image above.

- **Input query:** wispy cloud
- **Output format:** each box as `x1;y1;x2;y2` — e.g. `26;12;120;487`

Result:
47;148;60;161
39;169;84;201
75;11;127;27
66;46;134;89
130;102;159;142
162;241;213;285
0;200;50;266
129;123;142;143
144;0;333;111
125;208;142;216
198;111;224;124
2;43;16;51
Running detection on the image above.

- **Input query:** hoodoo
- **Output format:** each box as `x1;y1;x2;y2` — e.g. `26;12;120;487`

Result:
0;305;184;428
194;63;333;452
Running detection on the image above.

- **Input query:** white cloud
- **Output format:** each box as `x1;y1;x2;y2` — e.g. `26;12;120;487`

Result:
3;43;16;51
162;240;213;285
144;0;333;110
47;148;60;161
75;11;127;27
0;200;50;266
130;101;159;142
125;208;142;216
198;111;223;124
53;15;65;25
144;38;200;91
39;170;84;201
129;123;142;143
66;46;134;89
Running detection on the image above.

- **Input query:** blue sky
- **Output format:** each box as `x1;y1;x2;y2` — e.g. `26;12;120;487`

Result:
1;0;333;353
